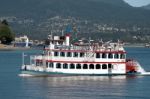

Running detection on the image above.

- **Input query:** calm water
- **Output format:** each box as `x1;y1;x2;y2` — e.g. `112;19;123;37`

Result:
0;48;150;99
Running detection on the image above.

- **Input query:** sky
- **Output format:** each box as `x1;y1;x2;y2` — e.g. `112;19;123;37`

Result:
124;0;150;7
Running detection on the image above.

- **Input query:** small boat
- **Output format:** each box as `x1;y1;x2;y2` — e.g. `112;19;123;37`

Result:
13;35;33;48
20;34;148;76
145;43;150;48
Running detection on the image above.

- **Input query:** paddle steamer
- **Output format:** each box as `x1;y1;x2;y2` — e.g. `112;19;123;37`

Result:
21;34;144;76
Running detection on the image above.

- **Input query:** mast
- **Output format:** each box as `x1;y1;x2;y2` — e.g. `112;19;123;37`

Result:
22;52;25;66
22;52;27;66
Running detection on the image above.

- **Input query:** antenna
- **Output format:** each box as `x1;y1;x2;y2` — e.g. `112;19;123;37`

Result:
22;52;24;66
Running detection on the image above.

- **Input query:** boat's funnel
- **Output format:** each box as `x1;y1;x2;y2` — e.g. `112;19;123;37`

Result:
65;34;70;46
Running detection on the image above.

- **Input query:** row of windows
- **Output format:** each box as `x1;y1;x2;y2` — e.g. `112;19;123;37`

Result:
54;52;84;57
54;51;125;59
96;53;125;59
36;61;43;66
47;62;113;70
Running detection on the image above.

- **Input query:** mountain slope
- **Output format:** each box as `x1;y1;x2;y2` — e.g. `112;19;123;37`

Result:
142;4;150;10
0;0;150;24
0;0;150;41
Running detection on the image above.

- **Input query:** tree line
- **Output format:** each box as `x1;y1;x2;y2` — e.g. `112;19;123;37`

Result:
0;20;14;44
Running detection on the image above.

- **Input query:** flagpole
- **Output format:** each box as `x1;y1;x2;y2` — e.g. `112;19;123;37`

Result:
22;52;24;66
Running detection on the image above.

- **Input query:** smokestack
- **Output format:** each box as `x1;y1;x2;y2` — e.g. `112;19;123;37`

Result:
65;34;70;46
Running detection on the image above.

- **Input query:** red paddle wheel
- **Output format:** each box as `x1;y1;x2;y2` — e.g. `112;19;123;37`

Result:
126;59;138;73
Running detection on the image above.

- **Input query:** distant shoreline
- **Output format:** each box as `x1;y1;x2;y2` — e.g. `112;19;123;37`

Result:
0;43;148;51
124;43;146;48
0;44;31;51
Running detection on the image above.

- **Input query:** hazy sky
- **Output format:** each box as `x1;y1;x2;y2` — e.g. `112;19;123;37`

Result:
124;0;150;7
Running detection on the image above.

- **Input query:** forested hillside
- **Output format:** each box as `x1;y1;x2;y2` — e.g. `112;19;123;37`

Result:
0;0;150;42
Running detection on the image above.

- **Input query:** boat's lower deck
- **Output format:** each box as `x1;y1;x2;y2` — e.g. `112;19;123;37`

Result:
20;64;140;76
21;69;142;77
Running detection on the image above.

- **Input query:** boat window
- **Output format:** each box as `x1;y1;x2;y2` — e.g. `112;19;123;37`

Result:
76;64;81;69
80;52;84;57
108;53;113;59
96;64;101;69
37;61;42;66
120;54;125;59
102;53;107;58
36;61;39;66
54;51;58;56
89;64;94;69
49;52;51;55
83;64;88;69
74;52;78;57
60;52;65;57
102;64;107;69
67;52;72;57
96;53;100;58
114;53;119;59
56;63;61;69
70;64;75;69
46;62;48;67
63;63;68;69
108;64;113;69
49;62;54;68
41;62;43;66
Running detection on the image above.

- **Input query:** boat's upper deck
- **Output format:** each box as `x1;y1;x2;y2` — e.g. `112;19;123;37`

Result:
45;34;125;53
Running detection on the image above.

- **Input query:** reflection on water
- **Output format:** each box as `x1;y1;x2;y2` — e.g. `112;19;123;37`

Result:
19;76;132;99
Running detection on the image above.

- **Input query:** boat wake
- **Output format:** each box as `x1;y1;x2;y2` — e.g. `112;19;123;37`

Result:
140;72;150;76
137;62;150;76
18;73;34;77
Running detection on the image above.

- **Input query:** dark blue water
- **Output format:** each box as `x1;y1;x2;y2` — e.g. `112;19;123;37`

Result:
0;48;150;99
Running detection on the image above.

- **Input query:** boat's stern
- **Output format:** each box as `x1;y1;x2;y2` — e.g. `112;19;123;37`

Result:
126;59;145;75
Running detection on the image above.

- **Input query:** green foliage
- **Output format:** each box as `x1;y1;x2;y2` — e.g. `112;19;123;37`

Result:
1;20;9;26
0;21;14;44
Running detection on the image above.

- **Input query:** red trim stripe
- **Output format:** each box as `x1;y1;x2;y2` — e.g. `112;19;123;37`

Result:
36;59;126;64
